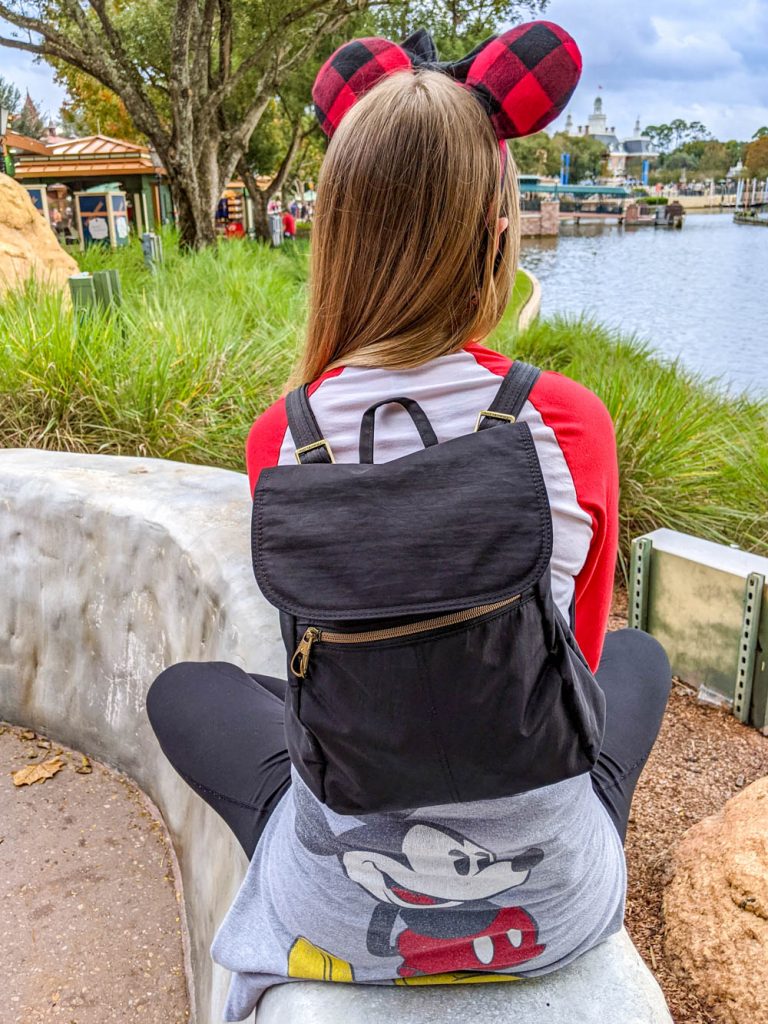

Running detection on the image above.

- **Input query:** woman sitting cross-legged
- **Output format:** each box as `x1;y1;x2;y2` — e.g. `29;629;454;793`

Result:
147;21;671;1021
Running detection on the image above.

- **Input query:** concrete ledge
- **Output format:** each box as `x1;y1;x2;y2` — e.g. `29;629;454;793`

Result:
0;450;672;1024
257;929;671;1023
517;268;542;331
0;449;285;1024
676;195;736;209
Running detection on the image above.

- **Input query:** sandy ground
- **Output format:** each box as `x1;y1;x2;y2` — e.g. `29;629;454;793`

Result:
0;722;190;1024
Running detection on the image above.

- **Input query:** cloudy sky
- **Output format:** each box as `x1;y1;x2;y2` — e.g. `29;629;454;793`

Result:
1;0;767;140
544;0;768;140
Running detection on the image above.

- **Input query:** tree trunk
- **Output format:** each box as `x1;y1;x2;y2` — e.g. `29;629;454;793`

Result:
238;119;303;243
252;189;272;243
168;176;218;248
160;132;223;249
238;158;273;242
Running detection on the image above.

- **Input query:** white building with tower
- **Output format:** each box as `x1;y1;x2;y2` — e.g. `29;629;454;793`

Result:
565;96;658;179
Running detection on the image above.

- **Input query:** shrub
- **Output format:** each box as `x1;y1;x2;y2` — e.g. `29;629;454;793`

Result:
0;234;304;467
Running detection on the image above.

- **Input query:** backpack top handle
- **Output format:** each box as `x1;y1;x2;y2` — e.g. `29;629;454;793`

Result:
359;397;439;464
285;359;541;464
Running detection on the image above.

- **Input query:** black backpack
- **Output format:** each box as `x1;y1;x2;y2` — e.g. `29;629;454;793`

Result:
251;361;606;815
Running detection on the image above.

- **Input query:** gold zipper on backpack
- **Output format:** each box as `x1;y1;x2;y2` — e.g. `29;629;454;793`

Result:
290;594;520;679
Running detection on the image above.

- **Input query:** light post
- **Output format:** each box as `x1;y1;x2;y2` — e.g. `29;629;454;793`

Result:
560;151;570;186
1;105;11;175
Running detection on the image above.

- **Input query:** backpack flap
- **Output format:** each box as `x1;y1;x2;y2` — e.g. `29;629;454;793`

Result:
252;421;553;620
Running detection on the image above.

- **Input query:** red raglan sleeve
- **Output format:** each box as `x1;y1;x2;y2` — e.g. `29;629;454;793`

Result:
245;396;289;496
530;372;619;672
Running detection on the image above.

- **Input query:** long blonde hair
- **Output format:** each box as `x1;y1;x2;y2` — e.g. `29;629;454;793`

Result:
291;70;519;386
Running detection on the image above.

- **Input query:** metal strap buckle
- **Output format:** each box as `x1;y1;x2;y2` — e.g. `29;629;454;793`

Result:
294;439;336;464
474;410;516;432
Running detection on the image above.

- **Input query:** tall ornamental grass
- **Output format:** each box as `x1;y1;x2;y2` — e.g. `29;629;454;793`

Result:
0;232;765;571
494;315;768;575
0;236;304;464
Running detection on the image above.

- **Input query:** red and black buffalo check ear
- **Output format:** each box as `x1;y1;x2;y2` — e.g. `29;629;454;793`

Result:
466;21;582;140
313;38;413;137
312;21;582;141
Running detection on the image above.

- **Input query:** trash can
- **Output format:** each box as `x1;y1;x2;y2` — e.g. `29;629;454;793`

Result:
269;213;283;247
141;232;164;270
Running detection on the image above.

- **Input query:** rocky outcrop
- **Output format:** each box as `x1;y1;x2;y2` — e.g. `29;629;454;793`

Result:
0;173;78;293
663;776;768;1024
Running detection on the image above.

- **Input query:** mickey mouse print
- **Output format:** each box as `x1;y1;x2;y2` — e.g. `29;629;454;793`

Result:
289;785;546;984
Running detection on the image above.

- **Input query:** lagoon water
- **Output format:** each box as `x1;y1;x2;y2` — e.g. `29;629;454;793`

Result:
520;211;767;398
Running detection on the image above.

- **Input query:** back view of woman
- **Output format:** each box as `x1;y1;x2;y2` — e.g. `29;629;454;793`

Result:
147;22;670;1021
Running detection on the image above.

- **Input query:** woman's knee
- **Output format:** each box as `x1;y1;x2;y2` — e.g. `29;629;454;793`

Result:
601;628;672;700
146;661;211;736
146;663;181;735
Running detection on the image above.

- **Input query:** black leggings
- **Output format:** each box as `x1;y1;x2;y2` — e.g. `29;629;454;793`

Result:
146;629;670;860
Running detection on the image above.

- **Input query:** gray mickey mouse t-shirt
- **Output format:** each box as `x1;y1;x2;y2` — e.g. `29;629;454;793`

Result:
210;769;626;1020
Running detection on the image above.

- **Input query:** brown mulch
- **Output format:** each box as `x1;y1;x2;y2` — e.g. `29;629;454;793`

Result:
610;591;768;1024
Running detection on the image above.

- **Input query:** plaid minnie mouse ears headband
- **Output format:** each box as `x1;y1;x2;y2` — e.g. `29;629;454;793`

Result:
313;20;582;144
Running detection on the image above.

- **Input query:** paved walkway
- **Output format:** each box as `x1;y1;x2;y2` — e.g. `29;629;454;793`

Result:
1;721;190;1024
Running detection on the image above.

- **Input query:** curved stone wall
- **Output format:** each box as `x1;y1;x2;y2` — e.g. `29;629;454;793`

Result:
0;448;672;1024
0;449;284;1023
517;267;542;331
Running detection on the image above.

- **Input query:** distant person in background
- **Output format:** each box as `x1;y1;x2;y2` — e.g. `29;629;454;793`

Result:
282;208;296;240
290;200;299;217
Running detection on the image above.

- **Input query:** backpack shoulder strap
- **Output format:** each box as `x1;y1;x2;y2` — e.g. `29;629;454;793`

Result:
476;360;541;431
285;385;335;464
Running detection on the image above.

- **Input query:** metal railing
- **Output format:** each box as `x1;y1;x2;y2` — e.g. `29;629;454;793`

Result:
556;200;625;215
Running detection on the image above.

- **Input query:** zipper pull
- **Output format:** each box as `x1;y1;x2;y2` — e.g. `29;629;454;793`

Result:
290;627;321;679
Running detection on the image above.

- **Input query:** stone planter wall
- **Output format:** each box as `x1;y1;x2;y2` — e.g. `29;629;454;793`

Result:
517;268;542;331
0;449;284;1023
0;448;673;1024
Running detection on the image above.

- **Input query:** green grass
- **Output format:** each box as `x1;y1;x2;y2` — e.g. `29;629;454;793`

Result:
1;231;766;574
1;233;306;465
493;315;768;576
